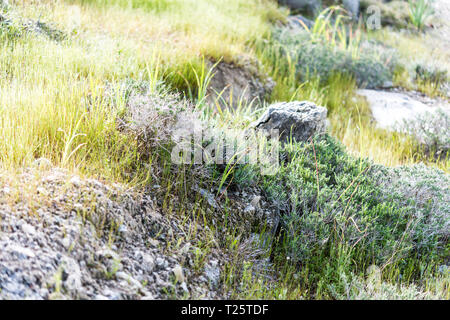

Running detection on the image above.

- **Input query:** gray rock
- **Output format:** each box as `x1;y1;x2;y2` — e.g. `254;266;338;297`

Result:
172;265;185;283
155;257;166;270
21;223;37;236
61;257;83;296
244;204;256;214
278;0;320;15
7;244;36;259
61;237;71;250
204;260;221;289
438;265;449;274
180;282;189;293
116;272;142;289
357;89;450;130
136;251;155;273
252;101;328;143
199;188;218;209
288;14;314;30
141;292;155;300
69;176;82;188
250;195;262;209
207;61;274;109
343;0;360;19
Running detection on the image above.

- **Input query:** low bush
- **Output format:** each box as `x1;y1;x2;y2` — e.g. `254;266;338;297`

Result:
0;9;24;41
0;7;66;42
401;108;450;158
414;63;448;96
415;64;448;86
408;0;434;30
255;135;449;297
268;28;395;88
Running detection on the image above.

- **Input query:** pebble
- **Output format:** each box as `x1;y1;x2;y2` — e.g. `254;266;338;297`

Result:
173;265;185;283
21;223;37;235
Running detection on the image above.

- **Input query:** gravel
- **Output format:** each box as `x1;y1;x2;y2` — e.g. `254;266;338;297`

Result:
0;167;238;299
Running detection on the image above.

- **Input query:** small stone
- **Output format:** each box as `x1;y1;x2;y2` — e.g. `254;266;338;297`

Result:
244;205;255;214
155;257;165;268
8;244;36;258
141;292;155;300
96;248;120;261
136;251;155;272
180;243;191;255
181;282;188;293
173;265;185;283
36;187;47;195
199;188;218;209
118;224;128;234
438;265;449;274
69;176;82;187
116;272;142;289
62;257;83;295
204;260;220;289
61;237;71;250
21;223;37;235
1;186;11;194
250;195;262;208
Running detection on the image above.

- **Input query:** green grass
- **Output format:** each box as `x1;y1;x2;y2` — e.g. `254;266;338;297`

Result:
0;0;283;173
0;0;448;300
255;33;448;170
408;0;434;31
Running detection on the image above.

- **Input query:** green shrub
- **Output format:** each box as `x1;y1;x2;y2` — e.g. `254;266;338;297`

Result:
414;63;448;95
333;271;446;300
0;8;66;42
269;28;394;88
401;108;450;158
408;0;434;30
258;135;448;296
379;164;449;256
0;11;24;41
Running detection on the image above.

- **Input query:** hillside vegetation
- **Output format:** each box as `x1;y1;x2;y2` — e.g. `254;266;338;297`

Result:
0;0;448;300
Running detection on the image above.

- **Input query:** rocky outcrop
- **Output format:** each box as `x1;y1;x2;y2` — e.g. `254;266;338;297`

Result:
207;61;274;109
252;101;328;143
0;165;280;300
287;14;315;30
280;0;359;19
357;89;450;130
278;0;320;15
0;168;223;299
343;0;360;19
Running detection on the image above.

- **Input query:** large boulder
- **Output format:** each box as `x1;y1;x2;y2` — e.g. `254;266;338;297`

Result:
343;0;360;19
278;0;320;15
287;14;315;30
358;89;450;155
357;89;449;130
252;101;328;143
